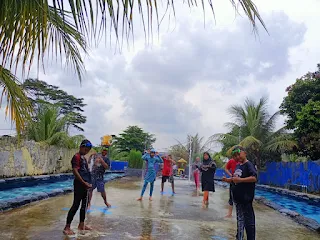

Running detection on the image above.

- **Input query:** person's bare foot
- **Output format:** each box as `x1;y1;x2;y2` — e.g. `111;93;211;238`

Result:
149;197;153;201
87;203;91;210
63;227;75;235
105;201;111;208
137;197;143;201
78;224;93;231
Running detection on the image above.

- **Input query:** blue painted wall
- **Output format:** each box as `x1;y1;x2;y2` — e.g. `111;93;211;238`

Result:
259;161;320;193
110;161;128;171
214;161;320;193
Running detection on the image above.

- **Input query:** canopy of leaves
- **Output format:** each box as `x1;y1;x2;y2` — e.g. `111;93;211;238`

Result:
113;126;156;153
280;64;320;129
295;100;320;160
211;97;297;169
22;79;86;131
25;104;84;148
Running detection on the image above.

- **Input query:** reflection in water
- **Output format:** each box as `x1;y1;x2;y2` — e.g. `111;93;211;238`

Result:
140;218;153;240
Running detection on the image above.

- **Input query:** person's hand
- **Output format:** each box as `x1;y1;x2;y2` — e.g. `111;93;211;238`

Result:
147;149;150;154
156;152;159;155
232;177;242;184
84;182;92;189
222;176;227;182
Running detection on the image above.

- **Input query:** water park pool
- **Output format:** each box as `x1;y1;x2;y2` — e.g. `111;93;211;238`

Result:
0;173;124;210
255;189;320;224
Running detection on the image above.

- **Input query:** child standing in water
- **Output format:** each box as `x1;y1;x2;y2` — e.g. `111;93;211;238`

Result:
137;149;163;201
199;152;216;207
63;140;93;235
192;157;201;196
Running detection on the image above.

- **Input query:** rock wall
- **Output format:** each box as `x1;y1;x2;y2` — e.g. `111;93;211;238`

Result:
0;138;77;178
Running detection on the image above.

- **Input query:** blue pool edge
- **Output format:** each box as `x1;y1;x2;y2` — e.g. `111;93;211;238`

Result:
0;174;125;213
215;180;320;233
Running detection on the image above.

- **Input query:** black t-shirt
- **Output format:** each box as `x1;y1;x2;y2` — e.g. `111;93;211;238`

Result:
231;160;257;204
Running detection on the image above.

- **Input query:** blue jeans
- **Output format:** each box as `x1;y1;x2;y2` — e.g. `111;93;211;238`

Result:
235;202;255;240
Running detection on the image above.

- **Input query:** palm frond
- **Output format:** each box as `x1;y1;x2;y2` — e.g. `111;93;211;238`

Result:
265;135;297;153
239;135;262;148
0;66;32;135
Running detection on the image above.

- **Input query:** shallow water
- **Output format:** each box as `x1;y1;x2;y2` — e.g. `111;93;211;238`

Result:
0;173;123;202
0;178;319;240
256;189;320;223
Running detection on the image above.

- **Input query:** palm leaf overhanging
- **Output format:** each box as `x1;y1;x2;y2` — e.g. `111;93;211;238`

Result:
0;0;267;135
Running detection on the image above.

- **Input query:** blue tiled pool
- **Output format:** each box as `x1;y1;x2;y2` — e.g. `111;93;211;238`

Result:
0;173;123;209
255;189;320;224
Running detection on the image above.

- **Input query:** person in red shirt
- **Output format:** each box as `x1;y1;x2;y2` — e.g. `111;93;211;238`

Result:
161;154;176;195
225;157;238;217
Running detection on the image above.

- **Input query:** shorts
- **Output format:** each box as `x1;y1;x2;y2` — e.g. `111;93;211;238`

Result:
162;176;174;183
91;179;105;193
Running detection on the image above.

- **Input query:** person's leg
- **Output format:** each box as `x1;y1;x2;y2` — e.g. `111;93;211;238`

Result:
202;191;209;206
97;180;111;207
171;178;175;194
149;181;154;200
64;183;82;235
226;185;233;217
78;189;92;231
137;181;148;200
243;202;256;240
235;203;245;240
161;176;165;193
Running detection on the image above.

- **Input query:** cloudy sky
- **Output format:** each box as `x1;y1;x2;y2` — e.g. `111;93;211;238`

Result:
1;0;319;152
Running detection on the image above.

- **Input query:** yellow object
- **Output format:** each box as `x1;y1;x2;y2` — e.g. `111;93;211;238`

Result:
101;135;113;146
177;158;187;175
177;158;187;163
177;168;185;175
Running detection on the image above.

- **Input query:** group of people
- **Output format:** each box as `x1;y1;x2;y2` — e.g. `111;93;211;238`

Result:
63;140;257;240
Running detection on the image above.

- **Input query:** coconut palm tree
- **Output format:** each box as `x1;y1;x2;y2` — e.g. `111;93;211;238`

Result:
211;97;297;170
1;0;266;135
26;104;84;148
169;133;213;162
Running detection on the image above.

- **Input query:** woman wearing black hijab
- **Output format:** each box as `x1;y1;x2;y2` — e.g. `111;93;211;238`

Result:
199;152;217;207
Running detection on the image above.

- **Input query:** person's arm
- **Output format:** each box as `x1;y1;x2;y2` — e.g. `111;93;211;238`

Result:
100;157;109;169
71;155;91;188
156;155;163;163
222;176;233;183
142;153;149;161
225;161;232;177
232;162;257;183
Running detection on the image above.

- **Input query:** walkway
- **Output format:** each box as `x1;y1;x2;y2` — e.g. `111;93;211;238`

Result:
0;177;319;239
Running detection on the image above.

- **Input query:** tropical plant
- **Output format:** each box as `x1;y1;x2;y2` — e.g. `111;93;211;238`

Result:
280;65;320;160
25;104;84;148
1;0;266;136
211;97;297;170
128;150;143;169
22;79;87;131
169;133;213;163
113;126;156;153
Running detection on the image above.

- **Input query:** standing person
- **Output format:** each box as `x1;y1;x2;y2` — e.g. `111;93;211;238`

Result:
137;149;163;201
222;146;257;240
192;157;201;196
224;157;238;217
161;154;176;195
63;140;93;235
88;148;111;209
200;152;217;207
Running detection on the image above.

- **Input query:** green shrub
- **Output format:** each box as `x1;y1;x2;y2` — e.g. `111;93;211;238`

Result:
128;149;143;169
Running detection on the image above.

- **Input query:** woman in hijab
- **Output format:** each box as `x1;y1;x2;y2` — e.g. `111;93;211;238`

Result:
199;152;217;207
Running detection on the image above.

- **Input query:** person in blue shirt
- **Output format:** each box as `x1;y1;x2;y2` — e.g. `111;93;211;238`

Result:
137;149;163;201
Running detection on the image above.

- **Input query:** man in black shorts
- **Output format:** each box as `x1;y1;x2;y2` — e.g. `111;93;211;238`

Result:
161;154;176;195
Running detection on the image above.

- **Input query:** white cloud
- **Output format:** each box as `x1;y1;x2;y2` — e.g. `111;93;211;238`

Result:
1;1;320;152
